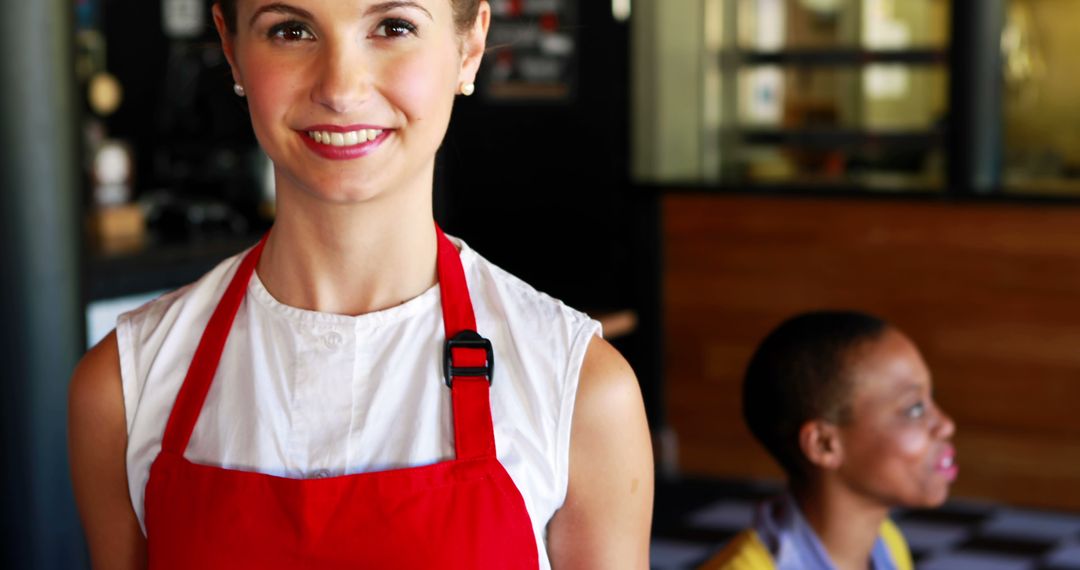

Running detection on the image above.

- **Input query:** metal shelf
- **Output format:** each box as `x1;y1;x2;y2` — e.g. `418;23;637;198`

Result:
730;48;947;67
739;127;945;149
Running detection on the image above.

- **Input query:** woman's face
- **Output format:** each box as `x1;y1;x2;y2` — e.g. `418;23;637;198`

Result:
214;0;486;204
835;328;958;509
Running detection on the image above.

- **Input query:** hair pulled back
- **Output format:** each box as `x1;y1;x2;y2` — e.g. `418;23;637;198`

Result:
215;0;482;36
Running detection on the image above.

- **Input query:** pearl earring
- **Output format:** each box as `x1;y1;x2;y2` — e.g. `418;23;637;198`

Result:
233;83;246;97
460;82;475;96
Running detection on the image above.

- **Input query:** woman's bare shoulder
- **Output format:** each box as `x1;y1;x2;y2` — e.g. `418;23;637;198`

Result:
72;331;121;387
69;331;147;569
547;335;653;569
70;332;124;423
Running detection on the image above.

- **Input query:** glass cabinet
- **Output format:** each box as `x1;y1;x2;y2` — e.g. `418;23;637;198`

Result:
705;0;950;192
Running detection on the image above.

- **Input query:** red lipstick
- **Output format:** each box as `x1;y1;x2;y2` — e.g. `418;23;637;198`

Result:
298;125;390;160
936;445;959;482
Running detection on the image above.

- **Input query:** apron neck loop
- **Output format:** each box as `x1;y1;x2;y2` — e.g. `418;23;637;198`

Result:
160;224;498;462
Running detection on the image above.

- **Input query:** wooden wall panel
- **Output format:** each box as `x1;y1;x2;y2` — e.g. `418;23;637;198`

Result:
663;194;1080;510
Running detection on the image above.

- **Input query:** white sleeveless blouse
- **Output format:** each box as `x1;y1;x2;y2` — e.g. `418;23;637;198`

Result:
116;236;600;568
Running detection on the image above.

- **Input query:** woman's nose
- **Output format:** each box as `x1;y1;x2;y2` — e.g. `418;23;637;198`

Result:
312;42;371;114
934;404;956;440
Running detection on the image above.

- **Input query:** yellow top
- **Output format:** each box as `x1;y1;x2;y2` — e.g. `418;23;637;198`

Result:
697;519;914;570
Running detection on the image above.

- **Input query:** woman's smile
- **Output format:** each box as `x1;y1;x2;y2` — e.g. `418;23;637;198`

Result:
299;125;392;159
934;443;959;482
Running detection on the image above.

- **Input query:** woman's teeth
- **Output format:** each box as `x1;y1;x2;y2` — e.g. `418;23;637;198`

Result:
308;129;383;146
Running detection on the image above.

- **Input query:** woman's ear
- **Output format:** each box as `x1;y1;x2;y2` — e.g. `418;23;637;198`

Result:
799;420;844;471
212;4;241;85
458;2;491;87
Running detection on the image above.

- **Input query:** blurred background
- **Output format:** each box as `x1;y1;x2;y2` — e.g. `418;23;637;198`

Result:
2;0;1080;568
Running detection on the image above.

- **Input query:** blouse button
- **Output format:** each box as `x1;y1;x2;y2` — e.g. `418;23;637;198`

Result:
312;469;331;479
323;331;344;349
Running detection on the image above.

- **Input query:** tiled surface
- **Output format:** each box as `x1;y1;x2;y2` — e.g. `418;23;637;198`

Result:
687;500;758;530
650;478;1080;570
1044;543;1080;569
651;539;716;569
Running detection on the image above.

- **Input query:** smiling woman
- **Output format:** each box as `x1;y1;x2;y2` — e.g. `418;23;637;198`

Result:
223;0;470;205
67;1;653;568
700;311;956;570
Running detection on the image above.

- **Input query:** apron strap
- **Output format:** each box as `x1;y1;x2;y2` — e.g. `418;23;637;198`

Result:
160;225;497;462
160;233;268;454
436;225;497;460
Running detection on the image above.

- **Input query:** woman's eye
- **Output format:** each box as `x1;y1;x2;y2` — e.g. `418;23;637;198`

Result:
374;18;417;38
906;402;926;419
269;21;314;42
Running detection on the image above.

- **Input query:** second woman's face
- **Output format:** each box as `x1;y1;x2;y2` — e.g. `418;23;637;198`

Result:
216;0;483;204
835;329;958;509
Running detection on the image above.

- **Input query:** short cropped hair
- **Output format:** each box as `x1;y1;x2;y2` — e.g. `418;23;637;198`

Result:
742;310;889;481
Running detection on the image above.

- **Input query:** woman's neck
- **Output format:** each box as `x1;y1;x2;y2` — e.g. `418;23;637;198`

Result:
256;181;439;316
793;480;890;570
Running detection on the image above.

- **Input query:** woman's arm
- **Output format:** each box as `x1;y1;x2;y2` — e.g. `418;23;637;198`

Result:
68;332;147;569
547;336;654;569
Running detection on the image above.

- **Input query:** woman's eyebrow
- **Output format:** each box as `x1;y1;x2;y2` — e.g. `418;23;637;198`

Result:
892;381;923;397
248;3;315;28
365;1;434;21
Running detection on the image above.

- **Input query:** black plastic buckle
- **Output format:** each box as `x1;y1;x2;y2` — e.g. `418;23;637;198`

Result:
443;330;494;388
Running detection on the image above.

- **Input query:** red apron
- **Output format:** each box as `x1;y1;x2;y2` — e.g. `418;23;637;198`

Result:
144;226;540;568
